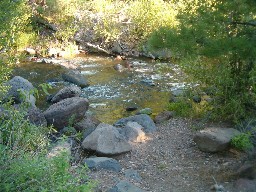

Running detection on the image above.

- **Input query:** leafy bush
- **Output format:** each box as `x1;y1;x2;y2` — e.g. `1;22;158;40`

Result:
0;150;95;192
231;133;253;151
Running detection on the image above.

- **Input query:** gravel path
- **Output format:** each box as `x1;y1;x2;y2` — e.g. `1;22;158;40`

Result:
88;118;247;192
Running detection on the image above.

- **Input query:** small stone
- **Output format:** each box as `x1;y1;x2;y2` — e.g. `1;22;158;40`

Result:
84;157;121;172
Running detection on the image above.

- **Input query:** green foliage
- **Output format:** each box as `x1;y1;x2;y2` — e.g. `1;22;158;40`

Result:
126;0;178;41
0;0;35;51
0;150;95;192
148;0;256;123
0;103;50;152
231;133;253;151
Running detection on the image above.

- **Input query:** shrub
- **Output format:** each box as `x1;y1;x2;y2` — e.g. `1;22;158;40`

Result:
231;133;253;151
0;150;95;192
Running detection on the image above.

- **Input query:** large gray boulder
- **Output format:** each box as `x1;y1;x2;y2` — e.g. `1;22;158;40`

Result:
43;97;89;130
108;180;146;192
193;127;240;152
62;70;89;88
51;85;82;103
114;114;157;133
82;123;132;155
84;157;121;172
5;76;36;107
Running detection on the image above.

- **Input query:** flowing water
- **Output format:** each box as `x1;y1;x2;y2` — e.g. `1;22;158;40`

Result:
13;54;188;123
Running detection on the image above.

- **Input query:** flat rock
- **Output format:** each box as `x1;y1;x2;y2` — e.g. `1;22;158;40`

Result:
114;114;157;133
108;180;146;192
43;97;89;130
62;70;89;88
84;157;121;172
81;123;132;155
51;85;82;103
193;127;240;152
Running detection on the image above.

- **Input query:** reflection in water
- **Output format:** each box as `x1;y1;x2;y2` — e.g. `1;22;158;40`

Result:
13;54;188;123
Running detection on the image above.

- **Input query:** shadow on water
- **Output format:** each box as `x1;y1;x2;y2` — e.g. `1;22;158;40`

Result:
13;54;187;123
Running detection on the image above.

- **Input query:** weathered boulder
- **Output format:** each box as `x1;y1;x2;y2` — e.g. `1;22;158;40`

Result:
193;128;240;152
51;85;82;103
82;123;132;155
62;70;89;88
5;76;36;107
43;97;89;130
114;114;157;133
124;122;146;142
84;157;121;172
25;106;47;127
154;111;174;124
108;180;146;192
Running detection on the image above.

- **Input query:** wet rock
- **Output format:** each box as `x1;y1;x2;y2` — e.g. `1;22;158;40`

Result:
81;123;132;155
124;169;142;182
113;64;124;71
5;76;36;107
193;128;240;152
125;105;139;112
43;97;89;130
234;178;256;192
62;70;89;88
25;106;47;127
124;122;146;142
108;180;146;192
51;85;82;103
74;114;101;132
114;114;157;133
154;111;174;124
137;108;152;115
84;157;121;172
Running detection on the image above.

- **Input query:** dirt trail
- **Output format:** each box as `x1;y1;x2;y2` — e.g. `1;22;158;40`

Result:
88;118;247;192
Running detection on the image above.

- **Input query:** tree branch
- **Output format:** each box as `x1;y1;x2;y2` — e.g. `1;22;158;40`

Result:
230;21;256;27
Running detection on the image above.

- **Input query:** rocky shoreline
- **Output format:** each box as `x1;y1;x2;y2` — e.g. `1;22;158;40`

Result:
2;70;255;192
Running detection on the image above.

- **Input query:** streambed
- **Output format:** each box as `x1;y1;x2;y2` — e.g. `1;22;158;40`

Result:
14;54;188;123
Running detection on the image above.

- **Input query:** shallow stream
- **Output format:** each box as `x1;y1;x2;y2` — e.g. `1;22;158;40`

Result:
14;54;187;123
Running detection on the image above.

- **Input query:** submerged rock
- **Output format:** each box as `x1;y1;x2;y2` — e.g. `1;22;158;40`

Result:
62;70;89;88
